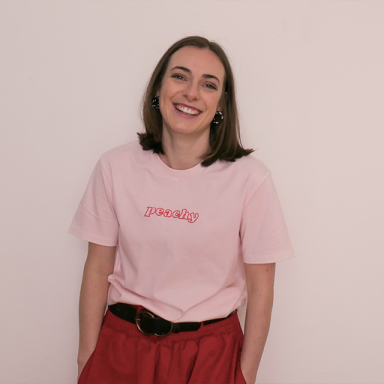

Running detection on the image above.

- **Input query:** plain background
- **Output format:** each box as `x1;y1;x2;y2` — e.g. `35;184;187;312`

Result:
1;0;383;383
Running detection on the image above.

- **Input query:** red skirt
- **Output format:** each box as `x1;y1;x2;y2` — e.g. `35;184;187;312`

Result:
79;306;247;384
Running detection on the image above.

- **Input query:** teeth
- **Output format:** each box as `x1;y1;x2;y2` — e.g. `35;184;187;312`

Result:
175;104;200;115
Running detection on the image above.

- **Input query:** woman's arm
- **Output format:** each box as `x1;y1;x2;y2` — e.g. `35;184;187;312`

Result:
240;263;276;384
77;242;116;379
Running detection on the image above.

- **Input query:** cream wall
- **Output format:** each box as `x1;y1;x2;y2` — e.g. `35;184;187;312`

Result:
1;1;383;383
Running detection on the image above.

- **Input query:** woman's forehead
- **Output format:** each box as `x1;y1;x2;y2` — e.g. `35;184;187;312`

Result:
167;46;225;81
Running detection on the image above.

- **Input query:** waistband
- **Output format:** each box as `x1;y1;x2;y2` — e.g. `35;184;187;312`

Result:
104;304;242;341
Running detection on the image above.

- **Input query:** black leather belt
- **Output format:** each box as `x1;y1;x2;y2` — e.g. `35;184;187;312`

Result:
109;303;236;337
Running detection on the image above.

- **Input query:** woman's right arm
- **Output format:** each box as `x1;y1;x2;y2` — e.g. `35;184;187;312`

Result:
77;242;116;379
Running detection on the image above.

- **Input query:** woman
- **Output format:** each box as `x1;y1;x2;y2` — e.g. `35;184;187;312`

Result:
69;36;294;384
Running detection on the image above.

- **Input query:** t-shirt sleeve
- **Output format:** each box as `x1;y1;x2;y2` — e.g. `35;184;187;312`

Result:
240;171;294;263
68;157;119;246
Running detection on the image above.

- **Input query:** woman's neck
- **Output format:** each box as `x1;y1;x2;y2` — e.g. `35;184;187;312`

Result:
159;130;210;170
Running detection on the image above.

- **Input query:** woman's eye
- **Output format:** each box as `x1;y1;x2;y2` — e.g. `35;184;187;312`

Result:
205;84;217;90
171;74;217;90
172;74;185;80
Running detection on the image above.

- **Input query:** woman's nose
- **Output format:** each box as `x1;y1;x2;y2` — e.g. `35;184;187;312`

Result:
184;81;199;101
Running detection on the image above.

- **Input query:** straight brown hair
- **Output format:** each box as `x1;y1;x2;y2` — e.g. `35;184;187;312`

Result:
138;36;253;167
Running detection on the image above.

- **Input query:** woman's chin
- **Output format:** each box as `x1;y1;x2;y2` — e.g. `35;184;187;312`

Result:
164;124;210;137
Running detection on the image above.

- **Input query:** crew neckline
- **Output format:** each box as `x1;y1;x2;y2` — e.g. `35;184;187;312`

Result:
152;151;205;178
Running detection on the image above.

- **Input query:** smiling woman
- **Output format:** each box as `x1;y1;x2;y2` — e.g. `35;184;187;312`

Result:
139;35;252;168
156;46;226;163
69;35;295;384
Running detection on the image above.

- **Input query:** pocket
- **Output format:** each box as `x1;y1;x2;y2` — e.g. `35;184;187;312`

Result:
235;324;247;384
235;359;247;384
78;350;96;384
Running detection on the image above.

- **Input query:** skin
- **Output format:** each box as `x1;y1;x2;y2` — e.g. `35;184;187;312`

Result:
241;263;276;383
77;46;275;384
77;243;115;380
156;46;225;170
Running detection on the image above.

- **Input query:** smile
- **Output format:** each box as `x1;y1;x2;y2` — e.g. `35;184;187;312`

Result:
174;104;202;116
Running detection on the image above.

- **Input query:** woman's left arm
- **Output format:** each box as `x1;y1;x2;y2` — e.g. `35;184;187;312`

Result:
240;262;276;384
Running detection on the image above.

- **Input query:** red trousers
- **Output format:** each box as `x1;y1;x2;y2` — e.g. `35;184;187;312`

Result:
79;306;247;384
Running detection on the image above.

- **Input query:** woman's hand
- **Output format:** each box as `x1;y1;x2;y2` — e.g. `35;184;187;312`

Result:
240;262;276;384
77;348;94;381
77;242;116;382
77;361;85;382
240;359;257;384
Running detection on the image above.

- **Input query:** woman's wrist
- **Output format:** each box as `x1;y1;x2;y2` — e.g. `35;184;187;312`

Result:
77;346;95;366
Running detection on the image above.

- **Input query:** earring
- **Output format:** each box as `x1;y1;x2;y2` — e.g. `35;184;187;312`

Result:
151;96;160;109
212;111;224;125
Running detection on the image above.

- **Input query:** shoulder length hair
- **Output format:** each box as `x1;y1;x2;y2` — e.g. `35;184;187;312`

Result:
138;35;253;167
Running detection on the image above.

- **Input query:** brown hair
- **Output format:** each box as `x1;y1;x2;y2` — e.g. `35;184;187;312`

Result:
138;35;253;167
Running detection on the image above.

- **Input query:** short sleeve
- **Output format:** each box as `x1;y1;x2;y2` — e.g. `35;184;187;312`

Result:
68;157;119;246
240;172;294;263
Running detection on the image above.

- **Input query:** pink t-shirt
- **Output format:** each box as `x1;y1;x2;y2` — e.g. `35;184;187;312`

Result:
69;140;294;322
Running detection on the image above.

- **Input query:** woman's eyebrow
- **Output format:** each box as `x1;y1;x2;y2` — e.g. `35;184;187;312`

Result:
170;66;220;84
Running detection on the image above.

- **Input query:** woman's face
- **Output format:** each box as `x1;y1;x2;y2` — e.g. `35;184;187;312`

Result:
157;46;225;140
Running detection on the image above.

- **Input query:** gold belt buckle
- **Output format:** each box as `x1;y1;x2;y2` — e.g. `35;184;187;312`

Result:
135;309;173;337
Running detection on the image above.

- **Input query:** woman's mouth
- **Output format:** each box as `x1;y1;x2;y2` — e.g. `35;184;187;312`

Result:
173;104;202;118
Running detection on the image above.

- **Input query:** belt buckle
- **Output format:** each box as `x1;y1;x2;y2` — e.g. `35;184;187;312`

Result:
135;309;173;337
